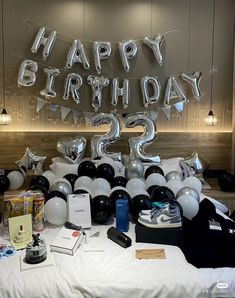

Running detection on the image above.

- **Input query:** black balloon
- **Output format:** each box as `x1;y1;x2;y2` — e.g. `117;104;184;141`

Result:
64;173;79;191
77;161;96;178
130;194;152;222
73;188;92;201
109;189;131;213
111;176;128;188
29;175;50;191
151;186;175;203
218;173;235;192
147;185;160;196
96;163;115;182
91;195;112;224
144;165;164;179
0;175;10;194
47;190;67;202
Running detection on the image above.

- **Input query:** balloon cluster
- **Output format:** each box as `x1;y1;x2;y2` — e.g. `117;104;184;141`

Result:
0;171;25;194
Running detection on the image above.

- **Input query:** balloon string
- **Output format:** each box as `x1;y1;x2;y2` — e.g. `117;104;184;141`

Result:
162;30;181;36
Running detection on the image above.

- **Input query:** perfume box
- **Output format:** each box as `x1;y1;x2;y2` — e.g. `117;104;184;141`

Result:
50;226;83;255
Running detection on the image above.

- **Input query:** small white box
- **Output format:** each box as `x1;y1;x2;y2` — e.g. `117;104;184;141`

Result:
50;227;83;255
67;193;91;228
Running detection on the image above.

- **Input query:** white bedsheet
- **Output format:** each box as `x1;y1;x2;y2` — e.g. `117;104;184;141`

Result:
0;222;235;298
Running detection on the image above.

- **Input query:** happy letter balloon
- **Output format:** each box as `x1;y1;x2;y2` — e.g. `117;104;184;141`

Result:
87;75;109;112
93;41;112;74
124;112;161;163
143;34;165;66
90;113;122;161
31;27;57;61
17;59;38;87
66;39;90;70
119;40;138;72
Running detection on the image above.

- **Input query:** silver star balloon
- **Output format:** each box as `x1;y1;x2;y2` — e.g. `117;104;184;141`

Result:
16;147;47;176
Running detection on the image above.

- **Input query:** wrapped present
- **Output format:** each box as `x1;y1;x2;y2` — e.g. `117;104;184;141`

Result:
3;190;45;231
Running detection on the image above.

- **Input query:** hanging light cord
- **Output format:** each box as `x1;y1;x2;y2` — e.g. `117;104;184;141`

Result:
1;0;6;109
210;0;215;111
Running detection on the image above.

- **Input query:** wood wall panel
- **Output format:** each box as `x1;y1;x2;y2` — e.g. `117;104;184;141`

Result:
0;132;231;171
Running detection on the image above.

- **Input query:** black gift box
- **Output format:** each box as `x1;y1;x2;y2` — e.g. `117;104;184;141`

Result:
135;223;183;247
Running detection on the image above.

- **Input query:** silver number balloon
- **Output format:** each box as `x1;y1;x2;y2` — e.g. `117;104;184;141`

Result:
181;71;202;101
17;59;38;87
87;75;109;112
31;27;57;61
141;76;161;108
90;113;122;161
66;39;90;70
125;112;161;163
57;136;87;164
93;41;112;74
119;40;138;72
63;73;83;104
164;76;187;106
112;78;130;109
143;34;165;66
40;68;60;98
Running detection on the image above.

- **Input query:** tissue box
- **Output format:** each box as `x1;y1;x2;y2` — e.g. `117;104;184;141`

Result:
135;223;183;247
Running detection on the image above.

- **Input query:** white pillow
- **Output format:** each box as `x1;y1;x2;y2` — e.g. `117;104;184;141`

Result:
50;163;78;178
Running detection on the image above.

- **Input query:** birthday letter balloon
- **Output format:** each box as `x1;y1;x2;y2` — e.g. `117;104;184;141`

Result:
87;75;109;112
164;76;187;106
112;78;130;109
141;76;161;108
40;68;60;99
143;34;165;66
119;40;138;72
90;113;122;161
63;73;83;104
31;27;57;61
93;41;112;74
125;112;161;163
181;71;202;101
66;39;90;70
17;59;38;87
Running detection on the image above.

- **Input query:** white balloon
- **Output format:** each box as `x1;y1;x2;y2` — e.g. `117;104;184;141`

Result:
44;197;67;225
91;178;111;194
74;176;92;190
42;170;55;187
126;178;146;192
7;171;24;190
91;189;109;198
129;188;149;199
177;194;199;220
166;180;184;196
182;176;202;193
145;173;166;189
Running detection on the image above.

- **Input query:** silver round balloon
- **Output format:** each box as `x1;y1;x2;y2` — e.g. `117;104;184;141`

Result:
124;112;161;163
40;68;60;99
143;34;165;66
18;59;38;87
119;40;138;72
165;171;183;182
50;181;72;197
176;186;200;203
181;71;202;101
125;159;144;180
87;75;109;112
90;113;122;161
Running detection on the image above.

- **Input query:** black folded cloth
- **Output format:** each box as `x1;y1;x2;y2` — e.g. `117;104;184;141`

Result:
182;198;235;268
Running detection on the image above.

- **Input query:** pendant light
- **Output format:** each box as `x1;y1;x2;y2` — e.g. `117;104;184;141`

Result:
204;0;217;126
0;0;11;125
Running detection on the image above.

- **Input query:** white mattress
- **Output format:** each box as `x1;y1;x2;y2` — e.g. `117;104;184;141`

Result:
0;222;235;298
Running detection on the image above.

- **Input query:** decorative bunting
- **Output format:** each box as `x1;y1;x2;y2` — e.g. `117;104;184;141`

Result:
84;111;95;126
36;97;47;113
161;105;172;120
174;101;185;114
72;110;81;125
150;110;159;122
61;106;71;121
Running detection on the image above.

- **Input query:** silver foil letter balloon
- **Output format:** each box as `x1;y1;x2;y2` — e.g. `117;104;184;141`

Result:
141;76;161;108
119;40;138;72
40;68;60;99
87;75;109;112
125;112;161;163
66;39;90;70
143;34;165;66
112;78;130;109
181;71;202;101
93;41;112;74
90;113;122;161
31;27;57;61
164;76;187;106
63;73;83;104
17;59;38;87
